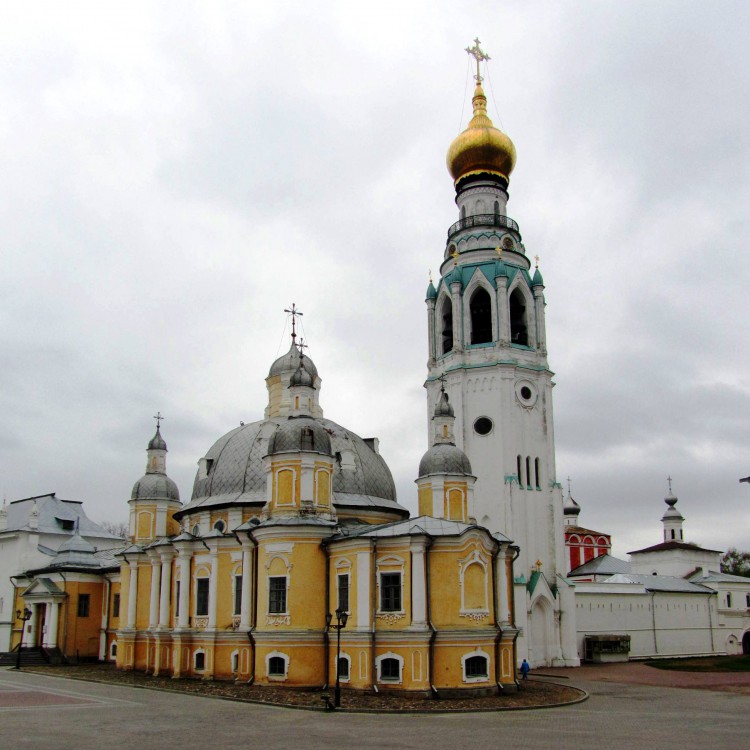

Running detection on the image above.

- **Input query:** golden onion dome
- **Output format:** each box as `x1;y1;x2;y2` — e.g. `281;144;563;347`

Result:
446;82;516;186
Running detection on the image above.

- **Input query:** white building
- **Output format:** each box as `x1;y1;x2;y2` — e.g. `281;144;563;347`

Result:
0;493;121;651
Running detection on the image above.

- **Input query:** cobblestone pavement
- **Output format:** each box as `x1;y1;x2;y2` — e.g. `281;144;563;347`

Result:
2;666;750;750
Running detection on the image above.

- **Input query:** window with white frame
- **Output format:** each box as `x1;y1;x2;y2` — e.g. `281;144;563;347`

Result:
231;651;239;673
337;573;350;612
268;576;287;614
233;574;243;616
194;651;205;671
266;651;289;680
380;573;402;612
195;578;209;617
337;653;351;682
376;653;403;684
462;651;489;682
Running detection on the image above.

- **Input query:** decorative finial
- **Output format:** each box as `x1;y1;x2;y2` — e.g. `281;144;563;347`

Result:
297;337;308;356
535;559;543;572
284;303;304;344
496;246;503;259
451;250;459;263
667;475;673;493
153;411;164;429
465;37;490;83
437;372;447;393
429;269;433;284
534;254;540;269
566;476;572;495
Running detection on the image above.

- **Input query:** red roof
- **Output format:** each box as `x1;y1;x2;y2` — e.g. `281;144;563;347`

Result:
628;540;722;555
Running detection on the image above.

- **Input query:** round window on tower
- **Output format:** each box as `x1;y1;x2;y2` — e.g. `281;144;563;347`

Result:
515;380;538;407
474;417;493;435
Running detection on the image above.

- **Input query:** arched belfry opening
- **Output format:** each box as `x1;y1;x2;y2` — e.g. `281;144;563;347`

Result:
440;297;453;355
509;288;528;346
469;287;492;345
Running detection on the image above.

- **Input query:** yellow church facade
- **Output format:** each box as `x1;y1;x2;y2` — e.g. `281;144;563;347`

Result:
113;344;520;693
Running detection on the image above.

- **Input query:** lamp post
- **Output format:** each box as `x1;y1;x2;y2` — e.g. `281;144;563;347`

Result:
325;607;348;707
14;607;32;670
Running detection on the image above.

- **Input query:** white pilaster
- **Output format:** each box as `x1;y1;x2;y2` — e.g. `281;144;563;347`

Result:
45;601;59;648
240;540;253;630
158;552;173;628
410;540;427;628
208;548;219;630
356;550;371;629
495;550;510;625
127;560;139;628
177;550;191;629
148;558;160;629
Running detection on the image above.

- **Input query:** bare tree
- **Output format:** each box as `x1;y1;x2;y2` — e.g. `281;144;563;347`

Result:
99;520;129;539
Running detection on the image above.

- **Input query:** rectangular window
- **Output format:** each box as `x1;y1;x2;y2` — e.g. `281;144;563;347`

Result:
234;575;243;616
380;573;401;612
77;593;90;618
112;593;120;619
175;581;180;617
746;594;750;608
196;578;210;617
337;574;349;612
726;593;732;608
269;577;287;614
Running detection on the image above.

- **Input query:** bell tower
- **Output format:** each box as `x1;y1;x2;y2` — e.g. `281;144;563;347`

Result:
425;39;578;666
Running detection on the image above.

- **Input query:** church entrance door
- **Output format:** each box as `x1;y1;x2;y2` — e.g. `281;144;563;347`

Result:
742;631;750;655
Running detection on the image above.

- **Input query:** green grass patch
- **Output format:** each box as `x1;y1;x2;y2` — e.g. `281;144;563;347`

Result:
645;656;750;672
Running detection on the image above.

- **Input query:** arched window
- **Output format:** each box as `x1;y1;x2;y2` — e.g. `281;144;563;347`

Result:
300;427;314;451
525;457;531;489
213;519;225;533
493;200;500;216
469;287;492;344
440;298;453;355
509;288;528;346
671;529;675;540
517;455;524;489
194;651;205;671
337;655;349;680
534;458;541;490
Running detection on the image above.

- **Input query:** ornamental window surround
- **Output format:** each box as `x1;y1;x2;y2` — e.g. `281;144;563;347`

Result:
268;576;288;614
459;549;489;616
337;652;351;682
266;651;289;681
195;577;209;617
375;652;404;684
461;650;490;683
380;573;402;612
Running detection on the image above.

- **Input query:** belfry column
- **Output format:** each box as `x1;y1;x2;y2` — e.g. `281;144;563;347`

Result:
177;550;191;629
450;276;463;352
495;274;509;345
127;560;139;628
148;557;160;629
240;539;254;630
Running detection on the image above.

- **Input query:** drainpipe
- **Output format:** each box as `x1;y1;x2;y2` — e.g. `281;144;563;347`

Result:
370;538;378;693
424;534;438;698
491;541;502;693
100;577;111;661
509;545;520;684
249;530;258;684
322;539;331;689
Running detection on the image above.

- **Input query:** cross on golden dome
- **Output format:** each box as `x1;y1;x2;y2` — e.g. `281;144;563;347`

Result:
465;37;490;82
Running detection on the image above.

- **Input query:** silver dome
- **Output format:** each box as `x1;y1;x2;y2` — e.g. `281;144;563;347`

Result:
131;473;181;502
178;416;405;518
418;443;472;477
148;427;167;451
268;343;319;379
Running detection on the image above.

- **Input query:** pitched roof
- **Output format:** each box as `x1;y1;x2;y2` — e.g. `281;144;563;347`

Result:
330;515;512;543
628;540;722;555
605;573;715;594
569;553;630;577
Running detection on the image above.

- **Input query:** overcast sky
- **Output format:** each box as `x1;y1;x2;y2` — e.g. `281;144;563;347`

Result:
2;1;749;559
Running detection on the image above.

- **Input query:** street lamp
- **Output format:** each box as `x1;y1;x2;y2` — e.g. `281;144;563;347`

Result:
326;607;349;708
14;607;32;670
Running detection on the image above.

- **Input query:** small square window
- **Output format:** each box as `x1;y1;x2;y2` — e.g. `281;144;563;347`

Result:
380;657;400;681
268;656;286;676
380;573;401;612
77;594;90;618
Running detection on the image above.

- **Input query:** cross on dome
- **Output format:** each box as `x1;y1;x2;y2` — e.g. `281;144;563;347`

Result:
465;37;490;82
284;303;304;344
153;411;164;428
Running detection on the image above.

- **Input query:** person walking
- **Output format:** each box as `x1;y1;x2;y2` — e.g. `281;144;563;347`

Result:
520;659;530;680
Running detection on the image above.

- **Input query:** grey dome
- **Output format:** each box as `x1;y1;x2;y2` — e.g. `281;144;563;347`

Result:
418;443;472;477
131;473;181;502
434;390;454;417
179;416;404;518
268;417;332;455
148;427;167;451
563;494;581;517
269;343;319;379
290;361;314;387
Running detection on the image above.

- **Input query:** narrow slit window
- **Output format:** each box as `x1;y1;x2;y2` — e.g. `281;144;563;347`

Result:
469;287;492;344
517;455;524;489
526;457;531;489
534;458;541;490
441;298;453;355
